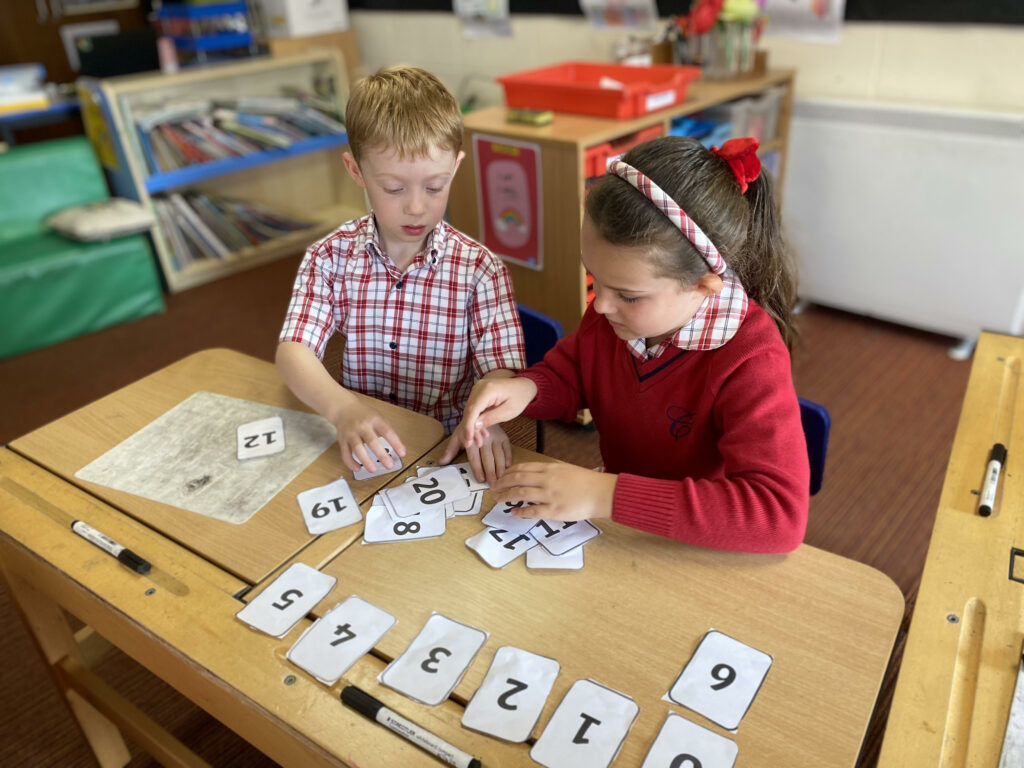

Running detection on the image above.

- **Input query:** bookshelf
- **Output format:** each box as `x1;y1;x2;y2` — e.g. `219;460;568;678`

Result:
78;49;366;292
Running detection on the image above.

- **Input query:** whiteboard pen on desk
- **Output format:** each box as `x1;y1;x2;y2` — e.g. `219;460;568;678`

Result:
340;685;481;768
71;520;151;574
979;442;1008;517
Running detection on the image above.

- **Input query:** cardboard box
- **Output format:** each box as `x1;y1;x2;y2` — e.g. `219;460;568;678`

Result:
255;0;348;39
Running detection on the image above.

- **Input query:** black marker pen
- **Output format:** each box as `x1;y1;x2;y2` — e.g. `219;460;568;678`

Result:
978;442;1007;517
341;685;481;768
71;520;151;574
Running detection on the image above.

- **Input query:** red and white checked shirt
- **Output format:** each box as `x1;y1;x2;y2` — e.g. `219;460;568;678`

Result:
279;214;525;433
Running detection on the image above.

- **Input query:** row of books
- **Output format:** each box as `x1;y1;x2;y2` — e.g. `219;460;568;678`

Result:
152;192;314;271
135;95;345;175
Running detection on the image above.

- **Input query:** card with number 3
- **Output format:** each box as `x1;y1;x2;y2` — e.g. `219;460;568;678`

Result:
379;613;487;705
667;629;773;731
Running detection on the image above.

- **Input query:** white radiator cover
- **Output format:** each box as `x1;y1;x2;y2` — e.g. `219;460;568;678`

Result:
782;98;1024;341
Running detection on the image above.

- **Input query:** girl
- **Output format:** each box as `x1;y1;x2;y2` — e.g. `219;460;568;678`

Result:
455;136;809;554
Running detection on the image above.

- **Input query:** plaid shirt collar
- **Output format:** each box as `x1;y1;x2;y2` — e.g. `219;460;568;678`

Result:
626;268;750;360
359;214;448;273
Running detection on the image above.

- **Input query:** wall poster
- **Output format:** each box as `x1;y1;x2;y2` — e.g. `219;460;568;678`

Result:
472;133;543;271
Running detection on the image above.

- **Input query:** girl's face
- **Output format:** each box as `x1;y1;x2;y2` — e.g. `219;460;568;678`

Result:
581;216;721;347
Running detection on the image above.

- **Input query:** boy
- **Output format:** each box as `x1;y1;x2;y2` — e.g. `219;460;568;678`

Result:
277;65;525;484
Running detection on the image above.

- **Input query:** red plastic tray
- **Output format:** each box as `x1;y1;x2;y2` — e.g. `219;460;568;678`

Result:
584;124;664;178
498;61;701;119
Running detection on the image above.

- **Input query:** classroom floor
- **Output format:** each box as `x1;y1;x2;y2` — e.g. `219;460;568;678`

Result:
0;252;972;766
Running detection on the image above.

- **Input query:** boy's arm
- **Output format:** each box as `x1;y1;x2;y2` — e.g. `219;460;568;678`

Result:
276;341;406;471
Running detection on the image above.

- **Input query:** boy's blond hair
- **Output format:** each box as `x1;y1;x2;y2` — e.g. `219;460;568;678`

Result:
345;65;463;161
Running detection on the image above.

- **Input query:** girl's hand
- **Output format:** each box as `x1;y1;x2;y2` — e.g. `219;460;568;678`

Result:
458;377;538;449
331;403;407;474
492;462;617;522
439;424;513;486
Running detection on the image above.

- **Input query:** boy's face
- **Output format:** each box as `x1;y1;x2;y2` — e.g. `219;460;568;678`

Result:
344;144;464;261
581;216;722;347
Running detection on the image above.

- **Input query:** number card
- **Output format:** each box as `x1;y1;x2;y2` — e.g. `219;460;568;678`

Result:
296;477;361;535
382;465;469;518
236;416;285;460
363;503;446;544
462;646;560;742
379;613;487;706
482;501;538;535
531;519;601;556
445;491;484;518
466;526;538;568
667;630;773;731
352;437;404;480
530;679;639;768
453;461;489;492
286;596;396;685
640;712;738;768
526;545;584;570
235;562;336;638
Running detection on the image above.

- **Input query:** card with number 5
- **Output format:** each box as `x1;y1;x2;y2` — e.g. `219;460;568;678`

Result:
286;595;396;685
379;613;488;706
462;646;560;742
667;629;772;731
235;562;336;638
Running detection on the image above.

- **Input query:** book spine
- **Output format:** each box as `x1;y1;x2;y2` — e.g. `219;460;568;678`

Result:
169;192;231;259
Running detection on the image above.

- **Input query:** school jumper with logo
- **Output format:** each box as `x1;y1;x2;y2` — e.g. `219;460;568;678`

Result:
518;302;809;554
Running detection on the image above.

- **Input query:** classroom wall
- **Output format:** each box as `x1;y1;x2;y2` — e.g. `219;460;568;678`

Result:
348;11;1024;114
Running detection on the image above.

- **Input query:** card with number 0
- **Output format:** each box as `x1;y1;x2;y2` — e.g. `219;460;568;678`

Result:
667;630;773;731
296;477;361;535
235;562;336;638
530;679;639;768
640;712;738;768
379;613;487;706
286;596;396;684
462;646;560;742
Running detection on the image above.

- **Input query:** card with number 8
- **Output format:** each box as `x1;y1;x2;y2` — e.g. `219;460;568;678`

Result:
379;613;487;706
286;596;396;684
667;629;773;731
363;503;446;544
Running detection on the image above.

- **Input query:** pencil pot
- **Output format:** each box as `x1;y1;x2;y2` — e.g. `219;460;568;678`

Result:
690;21;755;79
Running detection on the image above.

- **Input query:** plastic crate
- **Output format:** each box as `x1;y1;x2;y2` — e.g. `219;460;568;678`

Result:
498;62;701;120
584;124;664;178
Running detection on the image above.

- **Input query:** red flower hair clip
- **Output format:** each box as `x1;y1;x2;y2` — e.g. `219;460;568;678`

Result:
711;137;761;194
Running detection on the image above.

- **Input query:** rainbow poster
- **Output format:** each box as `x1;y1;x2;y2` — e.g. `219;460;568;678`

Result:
473;134;543;270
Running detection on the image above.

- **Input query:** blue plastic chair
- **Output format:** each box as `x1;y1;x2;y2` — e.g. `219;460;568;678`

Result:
516;304;564;453
798;397;831;495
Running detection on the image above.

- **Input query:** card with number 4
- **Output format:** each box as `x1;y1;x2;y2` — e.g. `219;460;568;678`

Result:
352;437;404;480
462;646;560;742
641;712;738;768
466;526;538;568
235;562;336;638
379;613;488;706
237;416;285;460
286;596;396;685
363;503;446;544
296;477;361;535
667;629;773;731
530;679;639;768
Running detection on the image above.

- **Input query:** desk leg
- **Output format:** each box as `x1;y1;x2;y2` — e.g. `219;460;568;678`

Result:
1;567;131;768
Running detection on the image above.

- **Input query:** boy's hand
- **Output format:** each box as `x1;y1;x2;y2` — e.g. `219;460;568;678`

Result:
492;462;617;522
439;424;512;487
332;403;407;475
458;377;538;449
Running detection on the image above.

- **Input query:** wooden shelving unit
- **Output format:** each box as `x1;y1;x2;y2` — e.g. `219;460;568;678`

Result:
449;69;795;335
78;49;366;292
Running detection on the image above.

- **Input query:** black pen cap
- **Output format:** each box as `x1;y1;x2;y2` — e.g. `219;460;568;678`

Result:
341;686;384;720
117;548;151;574
993;443;1008;464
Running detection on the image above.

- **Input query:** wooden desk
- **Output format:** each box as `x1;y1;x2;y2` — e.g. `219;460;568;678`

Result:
8;348;445;583
878;331;1024;766
0;350;904;767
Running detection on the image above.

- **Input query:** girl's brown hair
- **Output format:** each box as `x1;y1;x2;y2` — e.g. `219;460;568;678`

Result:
585;136;798;349
345;65;463;161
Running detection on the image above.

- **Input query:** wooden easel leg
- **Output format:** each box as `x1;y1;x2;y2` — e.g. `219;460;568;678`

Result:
0;568;131;768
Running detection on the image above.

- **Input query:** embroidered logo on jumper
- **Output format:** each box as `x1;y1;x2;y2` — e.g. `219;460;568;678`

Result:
667;406;695;439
